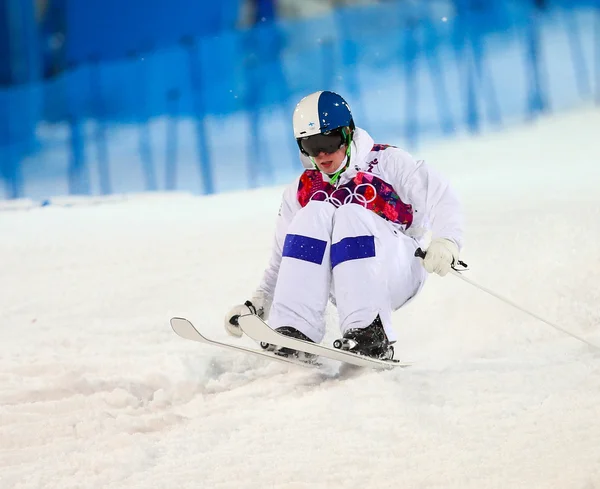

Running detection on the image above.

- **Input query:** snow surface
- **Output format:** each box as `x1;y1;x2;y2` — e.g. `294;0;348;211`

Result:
2;106;600;488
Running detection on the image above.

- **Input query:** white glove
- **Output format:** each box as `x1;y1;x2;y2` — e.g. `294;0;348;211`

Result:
223;289;272;337
422;238;459;277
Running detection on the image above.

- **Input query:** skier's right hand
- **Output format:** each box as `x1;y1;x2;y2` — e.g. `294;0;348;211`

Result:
224;290;271;337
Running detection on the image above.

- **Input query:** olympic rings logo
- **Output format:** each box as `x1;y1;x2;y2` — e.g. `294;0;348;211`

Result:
309;183;377;208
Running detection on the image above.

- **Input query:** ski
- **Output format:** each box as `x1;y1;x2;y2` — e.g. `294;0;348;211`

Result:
170;317;318;368
238;314;411;370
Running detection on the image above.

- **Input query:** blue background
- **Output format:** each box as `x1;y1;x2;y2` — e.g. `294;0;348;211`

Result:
0;0;599;200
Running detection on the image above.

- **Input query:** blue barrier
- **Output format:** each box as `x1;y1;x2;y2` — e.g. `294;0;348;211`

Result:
597;8;600;104
165;89;180;191
0;0;599;200
64;0;242;66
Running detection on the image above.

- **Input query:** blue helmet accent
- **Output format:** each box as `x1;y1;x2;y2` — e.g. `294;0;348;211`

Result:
293;91;355;139
316;91;354;133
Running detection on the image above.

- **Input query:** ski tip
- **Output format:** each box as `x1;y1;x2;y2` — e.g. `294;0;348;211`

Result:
170;316;189;323
170;317;199;339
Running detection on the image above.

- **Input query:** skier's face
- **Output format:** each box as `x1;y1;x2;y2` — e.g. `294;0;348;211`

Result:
312;145;348;175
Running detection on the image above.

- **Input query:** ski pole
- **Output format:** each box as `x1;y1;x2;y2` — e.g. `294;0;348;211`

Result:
415;248;600;351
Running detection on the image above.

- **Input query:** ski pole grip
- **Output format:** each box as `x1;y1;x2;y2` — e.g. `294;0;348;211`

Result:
414;248;426;259
415;247;468;269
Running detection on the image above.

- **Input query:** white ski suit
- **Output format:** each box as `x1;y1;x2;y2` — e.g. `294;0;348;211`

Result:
257;127;464;343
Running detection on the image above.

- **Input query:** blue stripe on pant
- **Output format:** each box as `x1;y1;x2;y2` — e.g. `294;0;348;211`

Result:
331;235;375;269
282;234;328;265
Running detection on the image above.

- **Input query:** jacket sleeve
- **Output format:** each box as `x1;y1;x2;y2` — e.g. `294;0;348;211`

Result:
256;180;301;299
388;149;465;250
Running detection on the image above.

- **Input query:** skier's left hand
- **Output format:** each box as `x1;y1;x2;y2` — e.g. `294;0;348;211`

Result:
422;238;459;277
223;289;272;337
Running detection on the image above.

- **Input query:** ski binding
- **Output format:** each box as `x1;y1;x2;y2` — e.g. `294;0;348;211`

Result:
238;314;411;370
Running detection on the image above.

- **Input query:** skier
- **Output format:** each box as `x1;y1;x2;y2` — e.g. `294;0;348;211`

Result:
224;90;464;359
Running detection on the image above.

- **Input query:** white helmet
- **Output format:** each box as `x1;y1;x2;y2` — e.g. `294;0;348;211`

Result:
292;90;355;156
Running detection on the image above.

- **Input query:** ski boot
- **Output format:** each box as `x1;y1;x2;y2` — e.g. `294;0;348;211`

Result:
333;315;395;360
260;326;317;362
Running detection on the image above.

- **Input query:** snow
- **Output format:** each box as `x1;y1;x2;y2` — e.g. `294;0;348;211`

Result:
2;105;600;488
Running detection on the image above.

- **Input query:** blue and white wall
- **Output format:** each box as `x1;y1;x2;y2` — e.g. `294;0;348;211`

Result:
0;0;599;200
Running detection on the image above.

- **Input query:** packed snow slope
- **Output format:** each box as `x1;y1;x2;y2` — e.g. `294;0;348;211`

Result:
1;106;600;489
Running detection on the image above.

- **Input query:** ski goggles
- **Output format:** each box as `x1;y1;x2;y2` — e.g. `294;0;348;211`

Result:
297;129;346;157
